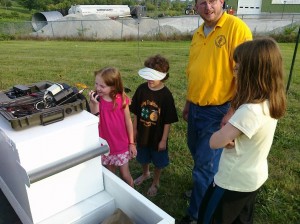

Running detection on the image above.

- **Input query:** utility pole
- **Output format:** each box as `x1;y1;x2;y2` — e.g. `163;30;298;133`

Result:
281;1;287;19
286;26;300;94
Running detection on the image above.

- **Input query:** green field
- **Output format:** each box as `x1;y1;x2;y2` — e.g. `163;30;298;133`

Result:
0;40;299;223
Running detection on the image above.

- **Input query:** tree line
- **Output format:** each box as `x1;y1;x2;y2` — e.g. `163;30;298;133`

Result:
9;0;191;13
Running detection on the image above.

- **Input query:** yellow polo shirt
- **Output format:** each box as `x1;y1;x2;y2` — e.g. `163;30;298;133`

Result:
186;12;252;106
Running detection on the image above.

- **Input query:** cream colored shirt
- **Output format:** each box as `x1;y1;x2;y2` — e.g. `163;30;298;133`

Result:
214;101;277;192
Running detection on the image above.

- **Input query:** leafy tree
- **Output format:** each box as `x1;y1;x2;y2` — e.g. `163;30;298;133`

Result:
16;0;188;15
37;0;53;10
170;0;185;11
0;0;12;8
145;2;155;11
17;0;37;11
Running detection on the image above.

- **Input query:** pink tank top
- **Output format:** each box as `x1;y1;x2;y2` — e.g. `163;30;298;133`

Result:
98;94;129;155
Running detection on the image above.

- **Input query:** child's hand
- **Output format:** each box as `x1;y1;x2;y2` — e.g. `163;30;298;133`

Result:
158;140;167;151
129;143;137;158
89;90;99;104
225;140;235;149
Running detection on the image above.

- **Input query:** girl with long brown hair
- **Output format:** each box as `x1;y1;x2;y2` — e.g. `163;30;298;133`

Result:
198;37;286;224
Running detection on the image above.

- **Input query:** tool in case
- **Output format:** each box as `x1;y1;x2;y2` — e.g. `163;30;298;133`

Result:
0;81;88;130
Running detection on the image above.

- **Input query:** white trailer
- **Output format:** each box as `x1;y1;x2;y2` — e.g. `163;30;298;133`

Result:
68;5;131;18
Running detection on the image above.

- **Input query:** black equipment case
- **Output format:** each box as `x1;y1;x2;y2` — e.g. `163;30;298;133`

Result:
0;81;88;130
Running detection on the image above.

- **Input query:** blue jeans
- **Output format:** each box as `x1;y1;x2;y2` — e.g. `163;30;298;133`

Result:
187;102;230;220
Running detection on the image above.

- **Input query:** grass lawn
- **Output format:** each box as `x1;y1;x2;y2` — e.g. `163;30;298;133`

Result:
0;40;299;223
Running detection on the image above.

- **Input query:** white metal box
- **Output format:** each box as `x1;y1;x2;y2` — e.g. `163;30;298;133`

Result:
0;110;175;224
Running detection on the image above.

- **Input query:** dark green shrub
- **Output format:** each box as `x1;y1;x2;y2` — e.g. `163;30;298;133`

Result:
0;33;15;40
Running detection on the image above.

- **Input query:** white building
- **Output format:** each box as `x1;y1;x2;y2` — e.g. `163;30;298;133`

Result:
237;0;262;15
237;0;300;15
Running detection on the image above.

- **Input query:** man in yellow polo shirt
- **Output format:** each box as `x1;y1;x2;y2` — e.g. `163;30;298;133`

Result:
180;0;252;223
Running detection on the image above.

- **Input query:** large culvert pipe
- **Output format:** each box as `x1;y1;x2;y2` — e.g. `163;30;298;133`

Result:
32;11;63;31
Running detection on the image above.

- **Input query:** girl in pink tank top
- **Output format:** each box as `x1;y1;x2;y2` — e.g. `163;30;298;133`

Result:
89;67;137;187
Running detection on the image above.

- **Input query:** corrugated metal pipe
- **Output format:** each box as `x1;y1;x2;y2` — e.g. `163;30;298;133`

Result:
32;11;63;31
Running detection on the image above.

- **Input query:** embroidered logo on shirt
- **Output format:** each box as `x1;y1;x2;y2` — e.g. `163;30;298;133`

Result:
149;110;158;121
215;35;226;48
141;107;150;119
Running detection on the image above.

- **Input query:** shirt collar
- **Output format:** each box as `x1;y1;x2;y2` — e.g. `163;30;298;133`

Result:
197;12;228;36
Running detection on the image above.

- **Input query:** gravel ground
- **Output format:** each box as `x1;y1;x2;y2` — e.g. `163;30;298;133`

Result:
31;14;300;39
31;14;182;39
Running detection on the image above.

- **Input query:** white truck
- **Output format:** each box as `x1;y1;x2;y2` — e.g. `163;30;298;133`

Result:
68;5;131;18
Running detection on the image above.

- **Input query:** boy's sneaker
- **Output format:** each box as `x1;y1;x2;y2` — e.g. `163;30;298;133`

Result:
179;215;197;224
